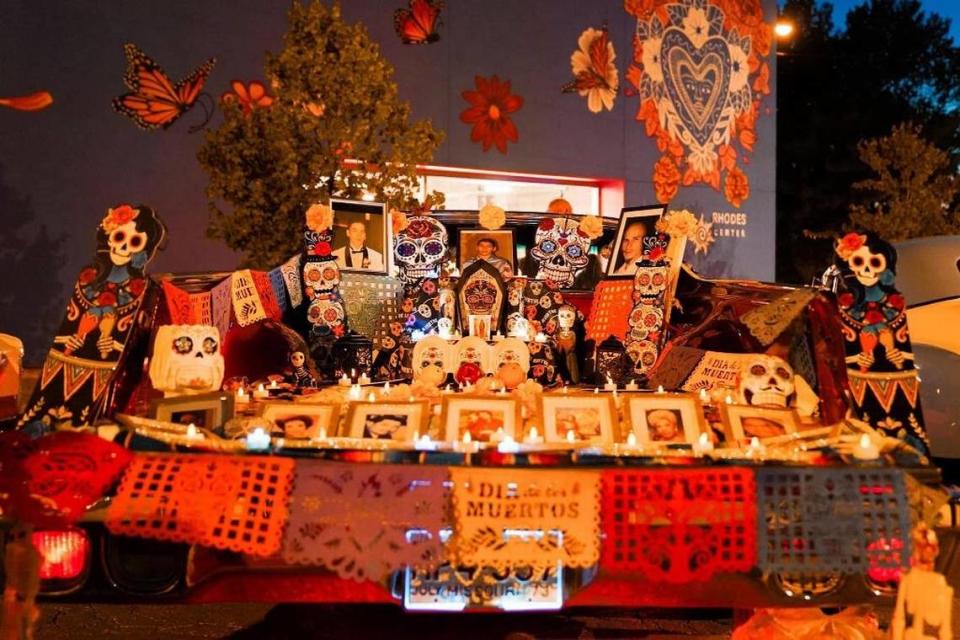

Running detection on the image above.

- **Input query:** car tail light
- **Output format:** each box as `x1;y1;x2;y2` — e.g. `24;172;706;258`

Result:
32;529;90;581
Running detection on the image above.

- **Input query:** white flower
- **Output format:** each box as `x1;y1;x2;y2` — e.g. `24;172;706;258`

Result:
682;8;711;50
570;27;619;113
729;44;750;93
642;35;664;84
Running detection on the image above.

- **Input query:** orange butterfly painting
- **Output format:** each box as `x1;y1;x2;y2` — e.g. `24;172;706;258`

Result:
113;43;216;131
394;0;442;45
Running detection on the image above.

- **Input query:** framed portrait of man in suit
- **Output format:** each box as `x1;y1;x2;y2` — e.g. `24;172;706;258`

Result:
330;199;389;275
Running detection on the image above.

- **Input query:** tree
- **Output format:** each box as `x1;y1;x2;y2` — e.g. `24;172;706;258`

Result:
776;0;960;283
849;124;959;240
198;1;444;269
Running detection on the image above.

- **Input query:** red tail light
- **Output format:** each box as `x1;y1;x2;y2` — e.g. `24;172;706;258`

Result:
32;529;90;581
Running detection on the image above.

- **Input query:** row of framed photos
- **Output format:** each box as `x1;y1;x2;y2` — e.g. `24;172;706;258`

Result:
154;391;804;447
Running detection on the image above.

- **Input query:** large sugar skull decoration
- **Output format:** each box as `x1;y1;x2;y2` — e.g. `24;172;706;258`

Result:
149;325;224;396
625;259;669;377
833;231;928;453
530;218;591;287
301;206;347;342
394;216;448;284
737;355;795;408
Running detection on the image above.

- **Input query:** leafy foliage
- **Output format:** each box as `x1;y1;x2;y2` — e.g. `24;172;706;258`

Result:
198;1;444;269
849;123;959;240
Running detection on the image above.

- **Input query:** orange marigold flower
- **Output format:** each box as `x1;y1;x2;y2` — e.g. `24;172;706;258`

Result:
653;156;681;203
460;75;523;154
723;166;750;207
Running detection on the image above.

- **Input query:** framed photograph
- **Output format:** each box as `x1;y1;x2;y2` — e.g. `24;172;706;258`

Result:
623;393;705;445
260;401;340;439
467;314;492;341
441;395;520;443
721;404;801;445
344;400;429;441
330;198;389;275
605;205;666;278
540;392;617;444
152;391;235;429
458;228;516;279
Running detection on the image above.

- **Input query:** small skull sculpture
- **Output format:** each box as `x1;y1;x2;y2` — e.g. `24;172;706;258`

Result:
738;355;795;408
634;265;668;300
394;216;449;284
530;218;591;287
148;325;224;396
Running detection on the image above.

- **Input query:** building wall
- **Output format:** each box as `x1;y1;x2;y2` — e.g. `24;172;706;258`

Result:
0;0;776;357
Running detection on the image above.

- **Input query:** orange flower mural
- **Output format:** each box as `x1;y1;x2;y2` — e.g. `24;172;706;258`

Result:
221;80;274;115
459;75;523;154
626;0;773;207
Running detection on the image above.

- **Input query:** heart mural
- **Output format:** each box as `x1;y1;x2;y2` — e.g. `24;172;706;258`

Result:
627;0;773;207
661;29;731;147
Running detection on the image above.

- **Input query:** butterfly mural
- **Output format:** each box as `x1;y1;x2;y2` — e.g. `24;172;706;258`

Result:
113;43;216;132
562;25;619;114
394;0;443;45
0;91;52;111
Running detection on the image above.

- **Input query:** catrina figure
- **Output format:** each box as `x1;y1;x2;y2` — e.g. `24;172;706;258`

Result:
554;303;580;384
21;204;166;427
834;231;928;453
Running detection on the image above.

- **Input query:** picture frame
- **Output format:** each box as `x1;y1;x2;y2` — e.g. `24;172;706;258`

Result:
152;391;235;430
441;395;520;443
622;392;706;445
605;204;666;278
260;401;341;439
458;228;517;279
720;404;801;445
344;400;429;441
330;198;389;275
539;392;617;444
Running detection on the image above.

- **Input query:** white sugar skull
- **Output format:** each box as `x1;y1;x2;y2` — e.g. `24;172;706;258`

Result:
149;325;224;396
558;304;577;331
847;245;887;287
394;216;448;283
456;337;491;372
634;265;668;299
738;355;795;407
627;339;659;373
307;298;345;329
303;261;340;292
107;221;148;266
628;304;663;340
530;218;591;286
493;338;530;372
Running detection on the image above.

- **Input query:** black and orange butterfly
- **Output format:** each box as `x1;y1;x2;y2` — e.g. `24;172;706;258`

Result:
394;0;443;45
113;43;216;132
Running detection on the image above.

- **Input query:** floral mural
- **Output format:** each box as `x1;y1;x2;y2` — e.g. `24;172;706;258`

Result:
564;26;619;113
626;0;773;206
459;75;523;154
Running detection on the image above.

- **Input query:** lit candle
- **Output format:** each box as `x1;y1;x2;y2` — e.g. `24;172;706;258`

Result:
235;387;249;404
318;426;328;440
415;433;438;451
747;436;765;457
625;379;639;391
498;386;508;395
349;384;362;400
245;427;271;451
339;373;351;386
490;427;505;443
604;377;617;391
458;431;478;453
593;388;599;394
367;392;376;402
562;385;569;395
269;379;278;389
626;432;638;448
186;423;203;440
699;388;709;403
382;381;391;395
656;385;665;394
724;394;734;405
358;373;371;385
351;368;357;382
497;435;520;454
693;432;714;456
524;426;543;444
253;383;269;399
853;434;880;461
566;429;576;443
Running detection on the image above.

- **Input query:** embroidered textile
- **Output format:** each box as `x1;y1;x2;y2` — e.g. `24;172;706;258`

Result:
106;454;294;557
281;461;448;582
449;467;600;570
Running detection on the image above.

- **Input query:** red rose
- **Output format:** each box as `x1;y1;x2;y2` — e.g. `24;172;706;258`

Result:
647;246;665;261
864;310;885;325
888;294;905;310
837;292;854;308
538;218;555;231
313;242;331;257
127;278;146;297
78;267;97;285
404;219;433;239
96;291;118;306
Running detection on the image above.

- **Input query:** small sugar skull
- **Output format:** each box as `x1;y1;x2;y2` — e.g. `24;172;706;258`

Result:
303;261;340;293
530;218;591;287
558;304;577;331
738;355;795;407
634;265;668;300
307;298;345;333
627;340;659;374
148;325;224;396
394;216;448;283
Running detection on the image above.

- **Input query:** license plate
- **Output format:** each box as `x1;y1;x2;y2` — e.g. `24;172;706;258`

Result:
403;563;563;611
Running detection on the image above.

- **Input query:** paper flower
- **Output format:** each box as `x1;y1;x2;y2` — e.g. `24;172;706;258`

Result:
835;232;867;260
579;215;604;240
657;210;697;238
723;166;750;208
390;209;409;234
567;26;619;113
305;203;333;232
478;203;506;230
653;156;680;203
460;75;523;154
221;80;274;115
101;205;139;232
0;91;53;112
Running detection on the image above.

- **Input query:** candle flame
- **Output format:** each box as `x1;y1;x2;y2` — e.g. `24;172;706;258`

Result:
698;432;709;446
859;434;871;448
626;432;637;447
566;429;576;443
463;432;472;444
